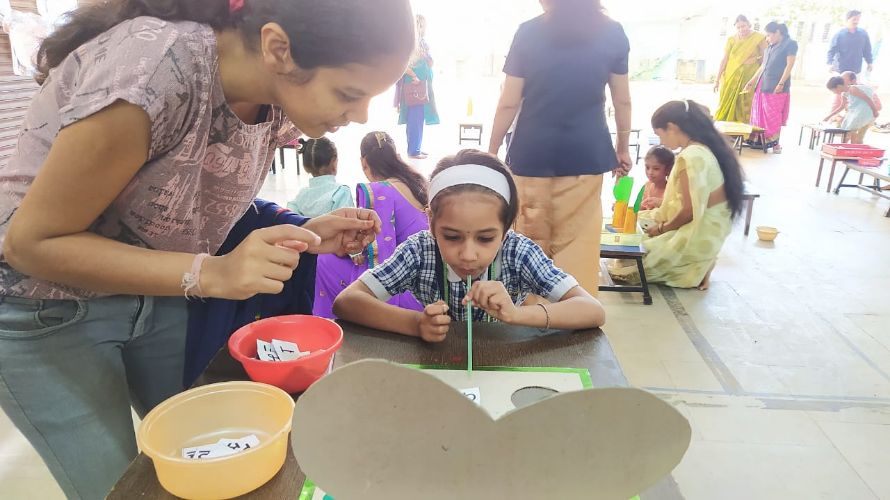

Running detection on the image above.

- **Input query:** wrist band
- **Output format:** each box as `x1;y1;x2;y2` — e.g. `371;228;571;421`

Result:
537;303;551;332
182;253;210;299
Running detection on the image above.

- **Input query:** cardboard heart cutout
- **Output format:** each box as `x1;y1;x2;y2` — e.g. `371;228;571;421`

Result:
292;360;691;500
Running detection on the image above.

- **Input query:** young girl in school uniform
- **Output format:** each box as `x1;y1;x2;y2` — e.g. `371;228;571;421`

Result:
333;150;605;342
287;137;354;217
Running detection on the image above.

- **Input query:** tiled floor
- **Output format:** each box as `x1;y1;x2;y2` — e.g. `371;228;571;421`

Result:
1;81;889;499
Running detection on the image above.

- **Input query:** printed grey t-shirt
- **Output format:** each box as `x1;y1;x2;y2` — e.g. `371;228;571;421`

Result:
0;16;299;299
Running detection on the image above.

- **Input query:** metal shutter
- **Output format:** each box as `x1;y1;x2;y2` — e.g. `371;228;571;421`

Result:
0;0;40;168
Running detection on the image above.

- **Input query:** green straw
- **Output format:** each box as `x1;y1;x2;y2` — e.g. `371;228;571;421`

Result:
466;275;473;375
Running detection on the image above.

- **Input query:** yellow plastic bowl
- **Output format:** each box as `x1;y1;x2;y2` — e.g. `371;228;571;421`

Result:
137;382;294;499
756;226;780;242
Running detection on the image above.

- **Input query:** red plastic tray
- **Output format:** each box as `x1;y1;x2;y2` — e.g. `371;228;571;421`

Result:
857;157;884;167
821;143;886;158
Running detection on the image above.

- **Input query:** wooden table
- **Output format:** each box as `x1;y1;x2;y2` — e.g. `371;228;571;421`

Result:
833;159;890;217
714;121;766;154
798;124;849;150
816;151;860;193
109;322;683;499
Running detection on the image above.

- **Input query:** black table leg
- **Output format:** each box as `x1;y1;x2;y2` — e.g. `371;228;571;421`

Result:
834;167;851;195
635;256;653;305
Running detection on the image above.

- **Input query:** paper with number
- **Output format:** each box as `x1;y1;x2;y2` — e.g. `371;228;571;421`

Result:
258;339;310;362
182;434;260;460
459;387;481;405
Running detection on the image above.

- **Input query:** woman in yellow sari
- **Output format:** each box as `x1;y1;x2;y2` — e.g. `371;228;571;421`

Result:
714;15;767;123
639;101;746;290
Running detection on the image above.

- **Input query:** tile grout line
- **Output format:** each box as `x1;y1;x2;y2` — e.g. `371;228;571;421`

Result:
823;312;890;383
812;420;883;500
660;286;745;395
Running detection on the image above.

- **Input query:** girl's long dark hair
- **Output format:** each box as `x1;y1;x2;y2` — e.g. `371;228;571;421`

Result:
544;0;607;46
36;0;415;84
360;132;429;206
651;100;746;219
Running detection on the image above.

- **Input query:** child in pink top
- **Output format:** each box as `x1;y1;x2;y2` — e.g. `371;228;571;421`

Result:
640;146;676;210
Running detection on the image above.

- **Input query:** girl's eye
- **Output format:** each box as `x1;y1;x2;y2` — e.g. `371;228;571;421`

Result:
478;237;496;244
338;91;359;103
443;235;461;242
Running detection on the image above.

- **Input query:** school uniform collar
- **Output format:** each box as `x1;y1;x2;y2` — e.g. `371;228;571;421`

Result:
444;248;504;283
308;175;337;186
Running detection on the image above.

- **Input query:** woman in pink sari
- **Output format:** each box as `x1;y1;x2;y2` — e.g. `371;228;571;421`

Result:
314;132;429;318
745;22;797;153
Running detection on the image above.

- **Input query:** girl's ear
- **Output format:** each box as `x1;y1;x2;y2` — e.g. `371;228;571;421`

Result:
260;23;296;73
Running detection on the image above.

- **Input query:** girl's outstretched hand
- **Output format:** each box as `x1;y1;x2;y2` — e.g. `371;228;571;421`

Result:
303;208;382;256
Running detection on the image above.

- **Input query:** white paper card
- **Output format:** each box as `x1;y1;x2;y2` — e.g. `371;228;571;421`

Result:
218;434;261;452
257;340;281;362
272;339;309;361
460;387;481;405
182;434;260;460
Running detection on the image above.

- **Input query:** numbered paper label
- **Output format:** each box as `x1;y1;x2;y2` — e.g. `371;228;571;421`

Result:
460;387;481;405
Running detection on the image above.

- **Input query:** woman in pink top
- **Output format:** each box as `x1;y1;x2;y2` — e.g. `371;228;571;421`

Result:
0;0;415;497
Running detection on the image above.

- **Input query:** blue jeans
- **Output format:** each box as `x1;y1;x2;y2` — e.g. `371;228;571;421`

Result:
406;104;425;156
0;295;187;500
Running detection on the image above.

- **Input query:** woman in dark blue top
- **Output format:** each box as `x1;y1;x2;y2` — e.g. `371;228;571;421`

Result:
745;22;798;153
488;0;631;294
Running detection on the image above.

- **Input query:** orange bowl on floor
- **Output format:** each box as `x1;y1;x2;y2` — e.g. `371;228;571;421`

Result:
756;226;780;242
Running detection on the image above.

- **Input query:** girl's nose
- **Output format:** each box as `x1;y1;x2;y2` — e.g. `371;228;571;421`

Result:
347;100;371;125
459;243;477;262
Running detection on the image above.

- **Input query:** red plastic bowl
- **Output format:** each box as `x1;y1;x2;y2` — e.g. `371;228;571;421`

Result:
228;315;343;394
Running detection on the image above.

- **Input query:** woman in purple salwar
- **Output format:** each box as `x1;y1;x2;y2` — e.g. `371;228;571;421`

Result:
314;132;429;317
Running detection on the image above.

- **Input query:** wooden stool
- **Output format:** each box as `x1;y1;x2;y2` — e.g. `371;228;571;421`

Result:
823;128;849;144
799;124;817;149
747;127;768;153
600;244;653;305
272;142;302;175
458;123;483;145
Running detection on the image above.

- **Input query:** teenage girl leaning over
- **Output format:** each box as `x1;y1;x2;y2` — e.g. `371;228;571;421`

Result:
0;0;416;498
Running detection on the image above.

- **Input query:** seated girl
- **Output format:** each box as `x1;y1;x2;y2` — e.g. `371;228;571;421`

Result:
634;100;746;291
640;145;676;211
287;137;354;217
333;150;605;342
314;132;429;318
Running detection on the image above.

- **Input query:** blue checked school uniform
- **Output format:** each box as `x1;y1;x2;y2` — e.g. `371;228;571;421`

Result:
359;230;578;322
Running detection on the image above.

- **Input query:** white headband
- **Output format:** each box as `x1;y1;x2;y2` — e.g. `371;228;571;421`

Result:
429;164;512;204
